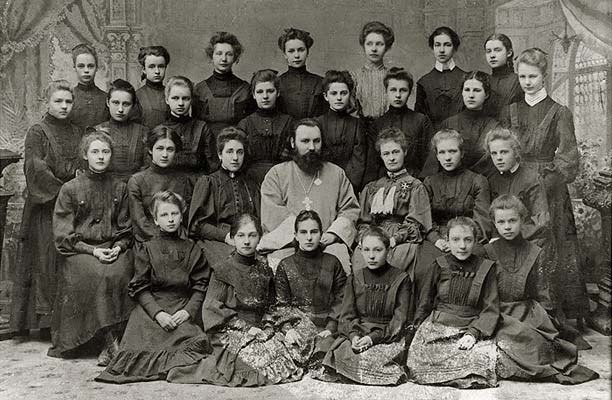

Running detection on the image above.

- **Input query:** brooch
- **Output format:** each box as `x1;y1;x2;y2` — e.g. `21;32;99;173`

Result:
399;182;411;198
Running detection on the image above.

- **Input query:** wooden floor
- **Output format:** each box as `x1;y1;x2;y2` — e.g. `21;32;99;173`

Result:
0;329;610;400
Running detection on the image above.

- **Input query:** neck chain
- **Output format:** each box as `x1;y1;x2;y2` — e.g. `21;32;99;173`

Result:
296;170;319;211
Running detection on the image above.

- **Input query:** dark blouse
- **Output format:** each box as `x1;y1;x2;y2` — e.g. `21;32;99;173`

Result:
275;248;347;332
315;109;367;190
340;263;410;344
127;164;194;242
188;168;259;242
277;66;325;119
135;80;169;129
70;82;109;129
53;170;132;256
129;231;210;320
237;108;293;164
95;119;148;181
163;113;217;174
484;64;523;118
415;67;466;127
424;168;491;243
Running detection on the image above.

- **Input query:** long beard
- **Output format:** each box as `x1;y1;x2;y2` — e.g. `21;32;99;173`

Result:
293;151;323;175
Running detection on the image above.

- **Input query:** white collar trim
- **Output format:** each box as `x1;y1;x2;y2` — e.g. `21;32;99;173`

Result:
435;59;456;72
525;87;547;106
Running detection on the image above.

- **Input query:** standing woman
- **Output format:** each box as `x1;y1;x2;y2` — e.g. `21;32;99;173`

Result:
277;28;325;119
415;26;465;129
10;80;83;337
96;79;148;182
351;21;395;120
483;34;522;118
70;43;109;130
188;127;259;263
237;69;294;185
49;131;133;365
135;46;171;129
162;76;216;175
499;48;588;325
193;32;254;139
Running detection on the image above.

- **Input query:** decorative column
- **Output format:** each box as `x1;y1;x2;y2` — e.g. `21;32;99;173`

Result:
103;0;143;85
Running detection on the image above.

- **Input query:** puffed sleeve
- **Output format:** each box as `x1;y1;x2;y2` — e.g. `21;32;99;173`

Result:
129;244;163;319
466;265;500;340
53;182;95;256
24;125;65;204
188;175;228;242
551;107;579;183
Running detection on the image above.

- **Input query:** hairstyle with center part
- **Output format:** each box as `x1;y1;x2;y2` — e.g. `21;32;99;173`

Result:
71;43;98;66
517;47;548;74
294;210;323;232
230;213;263;238
107;79;137;104
205;32;243;63
463;70;491;97
147;125;183;152
489;194;528;222
447;216;478;238
278;28;314;51
322;70;354;93
79;130;114;158
428;26;461;50
151;190;186;218
137;46;170;80
165;76;194;99
292;117;323;141
44;80;73;101
484;33;514;69
430;128;464;154
359;226;390;248
375;127;410;153
250;69;280;94
359;21;395;48
484;127;522;160
383;67;414;92
216;126;248;154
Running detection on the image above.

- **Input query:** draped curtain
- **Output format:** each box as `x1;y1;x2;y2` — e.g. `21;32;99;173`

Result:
558;0;612;60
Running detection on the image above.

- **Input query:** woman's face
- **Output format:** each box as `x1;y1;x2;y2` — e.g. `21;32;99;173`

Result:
448;225;474;260
143;55;167;83
462;78;488;110
363;32;387;64
517;63;545;95
488;139;519;173
432;33;455;64
233;221;260;257
107;90;133;122
48;90;73;120
493;208;522;241
253;81;278;110
485;39;510;69
284;39;308;68
85;139;112;173
166;85;192;116
74;53;97;85
150;138;176;168
436;138;462;172
219;139;245;172
154;202;182;233
380;140;406;173
386;78;411;109
324;82;350;112
361;235;388;270
212;43;236;74
295;218;322;252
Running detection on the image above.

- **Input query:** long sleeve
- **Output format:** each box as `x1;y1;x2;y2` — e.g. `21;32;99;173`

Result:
339;276;360;340
551;107;579;183
345;120;367;190
188;176;229;242
529;251;553;311
130;245;163;319
368;278;410;345
326;260;347;332
423;178;443;243
326;172;360;247
273;262;292;307
260;167;294;235
127;176;157;242
472;175;492;242
183;244;210;319
522;182;550;241
394;183;432;245
24;125;65;204
201;121;219;173
201;275;238;332
53;184;95;256
112;183;132;251
414;82;429;118
466;265;500;340
413;261;439;325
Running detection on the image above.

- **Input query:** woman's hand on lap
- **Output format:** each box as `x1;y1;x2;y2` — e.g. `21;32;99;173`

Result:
155;311;177;331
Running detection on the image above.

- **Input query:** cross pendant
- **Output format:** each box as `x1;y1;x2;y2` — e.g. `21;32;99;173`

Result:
302;196;313;211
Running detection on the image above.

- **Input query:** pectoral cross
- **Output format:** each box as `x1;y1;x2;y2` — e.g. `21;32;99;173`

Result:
302;196;313;211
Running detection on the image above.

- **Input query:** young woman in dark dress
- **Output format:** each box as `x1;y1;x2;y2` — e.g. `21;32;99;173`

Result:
10;81;83;338
135;46;171;129
48;131;133;366
162;76;216;176
96;191;211;383
167;214;303;386
237;69;294;185
483;34;522;118
315;70;367;190
193;32;254;138
321;227;410;386
277;28;325;119
96;79;148;182
188;127;259;264
415;26;465;129
70;43;108;129
127;126;193;243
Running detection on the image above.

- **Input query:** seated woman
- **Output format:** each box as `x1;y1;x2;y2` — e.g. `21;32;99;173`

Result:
354;127;440;279
128;126;193;243
485;195;598;384
48;131;134;366
188;127;259;263
320;227;410;386
167;214;303;386
407;217;499;388
96;191;211;383
274;210;347;370
423;129;491;254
